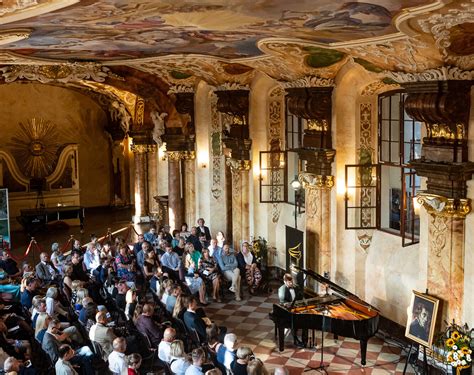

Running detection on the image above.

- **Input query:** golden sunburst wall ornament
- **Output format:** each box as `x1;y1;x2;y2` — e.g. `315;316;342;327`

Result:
8;118;60;178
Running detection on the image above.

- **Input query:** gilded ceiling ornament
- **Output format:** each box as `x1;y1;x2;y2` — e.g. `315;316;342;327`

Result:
226;158;251;171
7;118;60;178
130;143;157;154
418;2;474;69
0;63;120;84
360;80;401;96
282;75;334;89
164;150;195;161
386;66;474;83
298;173;334;189
417;193;471;219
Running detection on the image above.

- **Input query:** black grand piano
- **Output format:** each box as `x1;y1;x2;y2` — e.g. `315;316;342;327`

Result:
272;266;379;365
17;206;85;235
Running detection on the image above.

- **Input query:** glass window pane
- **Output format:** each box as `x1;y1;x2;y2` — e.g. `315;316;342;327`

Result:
382;120;390;141
391;141;400;163
391;120;400;142
381;141;390;162
391;95;401;120
381;97;390;120
404;120;413;142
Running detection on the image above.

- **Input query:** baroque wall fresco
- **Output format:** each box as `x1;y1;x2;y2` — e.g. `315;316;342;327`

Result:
0;0;432;61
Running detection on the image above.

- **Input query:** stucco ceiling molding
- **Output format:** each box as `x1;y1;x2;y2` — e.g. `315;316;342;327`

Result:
360;80;401;97
418;2;474;70
281;76;334;89
0;29;30;46
0;0;79;25
386;66;474;83
215;82;250;91
0;63;122;84
167;84;195;95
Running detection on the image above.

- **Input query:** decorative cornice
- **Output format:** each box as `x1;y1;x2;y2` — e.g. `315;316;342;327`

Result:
165;150;195;161
416;192;471;219
298;173;334;189
0;63;122;84
386;66;474;83
226;158;251;171
167;84;195;95
0;30;30;45
215;82;250;91
361;80;401;96
282;76;335;89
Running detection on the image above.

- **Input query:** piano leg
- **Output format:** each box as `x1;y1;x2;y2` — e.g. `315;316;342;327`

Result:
360;338;368;366
278;326;285;351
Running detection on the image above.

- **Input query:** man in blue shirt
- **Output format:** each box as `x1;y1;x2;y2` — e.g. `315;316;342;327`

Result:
160;244;183;281
20;277;40;309
218;244;241;301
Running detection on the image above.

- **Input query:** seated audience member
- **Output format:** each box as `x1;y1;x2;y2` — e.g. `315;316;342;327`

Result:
161;244;183;281
108;337;128;375
62;265;74;293
35;252;59;285
132;234;145;257
171;230;180;248
231;347;254;375
20;278;39;309
0;251;20;278
89;311;116;360
183;296;208;343
78;298;97;330
198;233;209;252
127;353;142;375
197;218;211;242
149;268;162;295
158;327;176;363
215;231;226;249
187;227;202;253
207;239;221;259
179;223;191;241
247;358;269;375
125;289;137;321
0;317;31;359
31;296;47;329
217;245;241;301
185;347;206;375
42;319;94;375
173;237;186;257
34;313;51;343
183;245;207;305
217;333;238;371
134;303;163;347
199;249;222;302
166;285;182;314
83;244;100;273
55;344;77;375
236;242;262;295
144;227;159;247
115;281;129;311
206;324;221;353
136;241;151;270
172;295;187;320
51;243;67;275
170;339;191;375
45;287;69;320
70;252;89;283
100;241;114;259
161;225;173;244
115;246;136;285
142;249;160;280
4;356;36;375
160;279;174;305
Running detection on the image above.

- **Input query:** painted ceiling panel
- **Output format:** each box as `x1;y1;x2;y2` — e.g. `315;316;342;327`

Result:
0;0;432;61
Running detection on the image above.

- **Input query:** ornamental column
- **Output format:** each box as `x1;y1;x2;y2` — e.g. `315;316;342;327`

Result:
217;87;251;248
401;77;474;323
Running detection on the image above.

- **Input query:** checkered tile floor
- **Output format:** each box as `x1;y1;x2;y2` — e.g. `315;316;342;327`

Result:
205;290;415;374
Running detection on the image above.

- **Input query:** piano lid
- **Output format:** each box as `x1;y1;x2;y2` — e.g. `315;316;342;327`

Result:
293;265;379;312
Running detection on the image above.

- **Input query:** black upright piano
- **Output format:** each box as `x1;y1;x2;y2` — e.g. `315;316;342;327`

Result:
272;266;379;365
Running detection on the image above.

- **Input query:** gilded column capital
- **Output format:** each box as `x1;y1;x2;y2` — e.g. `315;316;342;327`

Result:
416;192;471;219
165;150;195;161
226;158;251;171
298;173;334;189
131;143;157;154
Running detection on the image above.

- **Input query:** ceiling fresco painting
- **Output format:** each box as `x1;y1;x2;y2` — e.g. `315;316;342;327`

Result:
0;0;433;61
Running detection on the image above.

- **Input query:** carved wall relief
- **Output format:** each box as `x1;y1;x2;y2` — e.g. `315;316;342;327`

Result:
210;92;223;200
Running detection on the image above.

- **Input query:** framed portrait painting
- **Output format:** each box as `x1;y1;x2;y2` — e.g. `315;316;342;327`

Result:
405;290;439;347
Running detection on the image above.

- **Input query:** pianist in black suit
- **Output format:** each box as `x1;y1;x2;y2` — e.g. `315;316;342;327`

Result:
277;273;307;347
278;273;303;305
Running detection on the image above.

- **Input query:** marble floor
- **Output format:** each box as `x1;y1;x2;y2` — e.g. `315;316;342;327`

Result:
206;291;416;375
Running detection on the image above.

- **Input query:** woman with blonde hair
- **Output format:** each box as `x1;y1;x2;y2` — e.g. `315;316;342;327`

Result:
34;313;52;343
75;287;89;311
231;347;254;375
169;339;191;375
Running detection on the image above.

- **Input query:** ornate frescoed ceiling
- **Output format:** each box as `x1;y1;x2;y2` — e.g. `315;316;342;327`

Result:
0;0;471;91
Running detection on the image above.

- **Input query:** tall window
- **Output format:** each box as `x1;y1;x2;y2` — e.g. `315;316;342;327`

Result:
345;91;421;246
286;111;305;205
